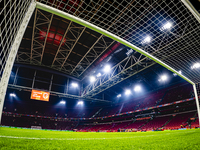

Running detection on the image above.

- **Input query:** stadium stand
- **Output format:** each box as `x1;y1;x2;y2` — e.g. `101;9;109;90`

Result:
124;120;147;130
140;116;171;131
1;110;197;131
191;118;199;128
160;83;193;104
94;83;193;118
110;121;132;131
164;112;195;130
1;82;198;131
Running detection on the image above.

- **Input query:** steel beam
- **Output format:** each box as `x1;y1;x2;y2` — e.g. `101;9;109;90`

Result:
7;84;111;103
30;9;52;64
82;55;155;97
75;37;115;77
31;8;37;61
51;21;72;65
40;14;54;63
60;27;86;69
70;35;104;74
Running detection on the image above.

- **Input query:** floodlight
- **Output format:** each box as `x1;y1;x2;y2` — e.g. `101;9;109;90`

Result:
10;93;16;97
96;73;102;77
159;74;168;82
103;65;111;73
126;49;133;56
191;63;200;69
60;100;66;104
134;85;141;92
117;94;121;98
71;82;78;88
90;76;96;83
141;36;151;44
77;101;83;105
161;75;168;81
125;89;131;95
161;22;172;30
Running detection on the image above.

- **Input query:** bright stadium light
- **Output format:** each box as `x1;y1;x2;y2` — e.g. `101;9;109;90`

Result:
126;49;133;56
125;89;131;95
10;93;16;97
134;85;141;92
161;22;172;31
159;74;168;82
117;94;121;98
103;64;111;73
90;76;96;83
141;36;151;44
77;101;83;105
191;62;200;69
96;73;102;77
161;75;168;81
60;100;66;104
71;82;78;88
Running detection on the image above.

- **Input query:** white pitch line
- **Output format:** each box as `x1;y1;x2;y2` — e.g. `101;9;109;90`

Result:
0;135;154;140
0;130;196;141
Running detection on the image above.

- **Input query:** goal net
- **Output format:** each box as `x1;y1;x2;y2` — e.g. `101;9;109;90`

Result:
0;0;200;125
0;0;32;80
36;0;200;84
0;0;34;122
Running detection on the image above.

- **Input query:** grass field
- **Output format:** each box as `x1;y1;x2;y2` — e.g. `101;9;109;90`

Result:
0;127;200;150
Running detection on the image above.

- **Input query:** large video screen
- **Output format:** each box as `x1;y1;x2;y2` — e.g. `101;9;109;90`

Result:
31;90;50;101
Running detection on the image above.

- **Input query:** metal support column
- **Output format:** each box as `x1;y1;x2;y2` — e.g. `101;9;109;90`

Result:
13;67;19;85
0;1;36;123
32;71;37;89
49;74;54;91
65;78;69;94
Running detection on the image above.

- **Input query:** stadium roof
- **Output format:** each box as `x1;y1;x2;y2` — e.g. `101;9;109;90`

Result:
17;9;116;79
16;0;200;80
3;0;200;101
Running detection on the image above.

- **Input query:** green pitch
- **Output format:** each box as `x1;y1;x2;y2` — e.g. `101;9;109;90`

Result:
0;127;200;150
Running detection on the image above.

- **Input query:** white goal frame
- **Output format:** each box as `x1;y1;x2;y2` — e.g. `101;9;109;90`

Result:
0;1;36;123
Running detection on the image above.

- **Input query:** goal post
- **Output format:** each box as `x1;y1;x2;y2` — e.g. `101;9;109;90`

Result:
181;0;200;23
36;1;200;126
0;1;36;123
181;0;200;128
0;0;199;127
193;84;200;126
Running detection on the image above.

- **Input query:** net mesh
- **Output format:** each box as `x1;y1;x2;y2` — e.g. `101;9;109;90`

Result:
37;0;200;83
0;0;32;81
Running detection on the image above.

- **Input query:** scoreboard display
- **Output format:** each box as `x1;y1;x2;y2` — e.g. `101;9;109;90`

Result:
31;90;50;101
